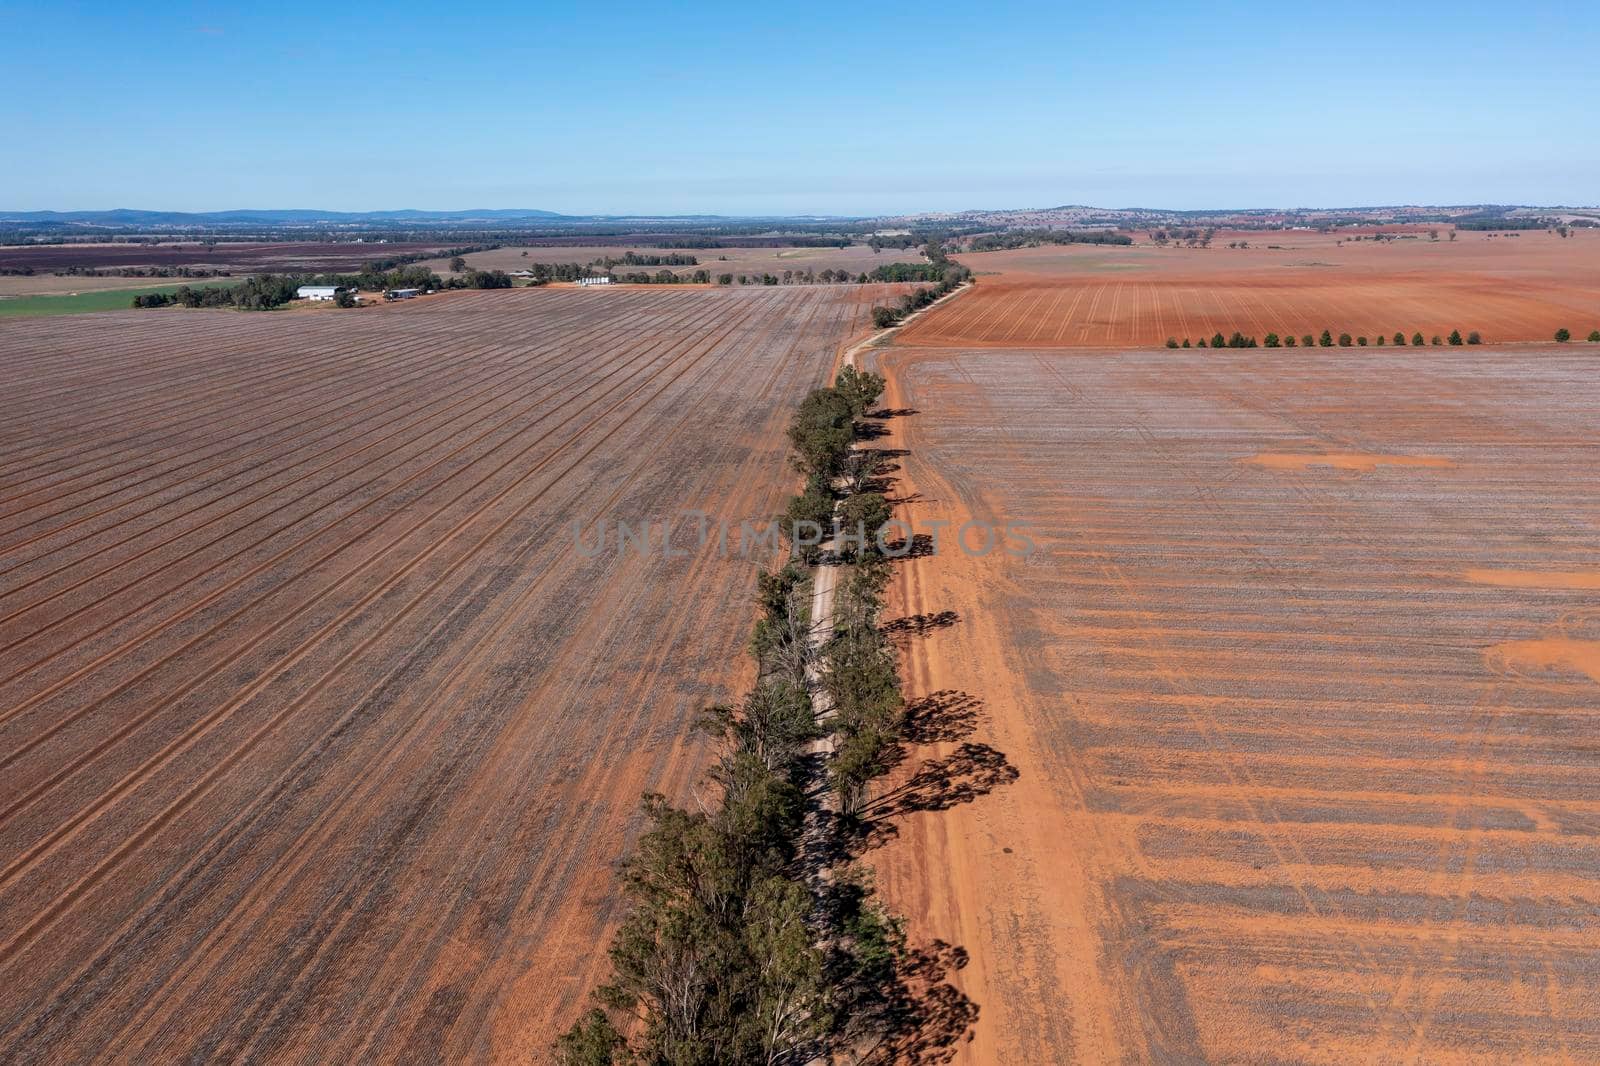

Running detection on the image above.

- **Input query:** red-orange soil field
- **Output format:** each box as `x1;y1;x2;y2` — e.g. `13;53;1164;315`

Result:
861;342;1600;1063
897;229;1600;347
0;285;892;1062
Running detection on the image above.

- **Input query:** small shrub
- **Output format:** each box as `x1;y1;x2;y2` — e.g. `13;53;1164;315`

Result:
1165;337;1179;348
1302;334;1314;348
1588;330;1600;342
1554;327;1571;342
1338;332;1352;347
1357;335;1368;346
1431;335;1443;346
1412;332;1425;346
1393;332;1406;345
1448;329;1463;346
1284;334;1297;347
1467;331;1482;344
1319;330;1333;347
1264;332;1280;348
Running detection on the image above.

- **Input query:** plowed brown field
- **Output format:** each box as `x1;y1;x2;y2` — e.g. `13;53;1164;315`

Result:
897;229;1600;347
0;285;890;1062
862;343;1600;1063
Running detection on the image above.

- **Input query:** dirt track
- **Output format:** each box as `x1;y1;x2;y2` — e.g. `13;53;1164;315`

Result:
0;285;889;1062
861;343;1600;1063
897;230;1600;347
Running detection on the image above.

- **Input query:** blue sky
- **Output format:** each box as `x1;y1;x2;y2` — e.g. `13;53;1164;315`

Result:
5;1;1596;215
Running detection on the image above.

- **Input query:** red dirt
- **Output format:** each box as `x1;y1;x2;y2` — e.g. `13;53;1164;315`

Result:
861;342;1600;1063
897;229;1600;347
0;285;893;1061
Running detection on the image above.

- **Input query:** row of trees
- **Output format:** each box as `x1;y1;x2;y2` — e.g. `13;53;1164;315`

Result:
1166;329;1486;349
614;269;714;284
868;266;971;330
594;251;701;267
131;275;306;310
964;228;1133;252
560;367;968;1063
1555;328;1600;342
1150;227;1216;247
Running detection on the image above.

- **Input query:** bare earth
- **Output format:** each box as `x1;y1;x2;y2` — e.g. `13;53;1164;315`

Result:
862;341;1600;1063
0;285;892;1062
896;229;1600;347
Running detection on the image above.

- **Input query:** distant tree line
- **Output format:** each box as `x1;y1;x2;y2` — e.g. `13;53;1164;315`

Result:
1149;227;1216;247
593;251;701;267
132;275;303;310
868;264;971;329
611;269;713;284
964;228;1133;252
654;236;852;249
1166;328;1486;349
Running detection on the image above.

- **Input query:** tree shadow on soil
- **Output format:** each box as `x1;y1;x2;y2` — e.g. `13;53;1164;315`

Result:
882;533;935;559
818;878;978;1064
868;407;919;419
882;610;961;642
812;693;1015;864
863;742;1019;820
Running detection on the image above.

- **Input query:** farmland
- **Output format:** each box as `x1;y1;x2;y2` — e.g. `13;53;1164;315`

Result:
896;228;1600;347
859;342;1600;1063
0;281;240;318
420;242;926;281
0;240;457;274
0;285;893;1061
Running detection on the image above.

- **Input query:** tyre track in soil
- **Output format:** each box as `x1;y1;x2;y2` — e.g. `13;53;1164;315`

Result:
0;308;465;480
0;307;499;511
211;290;844;1065
0;289;751;890
0;286;883;1056
52;288;826;1063
0;292;728;762
0;291;702;644
0;305;600;532
0;302;637;569
0;294;667;515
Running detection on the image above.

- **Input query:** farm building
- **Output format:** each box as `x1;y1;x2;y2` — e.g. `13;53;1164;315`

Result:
577;276;613;286
296;285;341;301
384;288;422;300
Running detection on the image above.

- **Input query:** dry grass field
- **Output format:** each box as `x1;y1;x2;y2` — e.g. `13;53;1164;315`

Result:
0;285;894;1062
858;341;1600;1063
896;228;1600;347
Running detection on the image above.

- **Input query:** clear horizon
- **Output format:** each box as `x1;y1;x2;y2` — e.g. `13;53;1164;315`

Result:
6;0;1596;215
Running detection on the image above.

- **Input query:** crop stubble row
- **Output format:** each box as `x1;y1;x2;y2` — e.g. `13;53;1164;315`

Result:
0;285;888;1062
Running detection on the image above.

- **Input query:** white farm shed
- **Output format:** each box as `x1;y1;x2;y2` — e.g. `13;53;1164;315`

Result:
297;285;340;301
